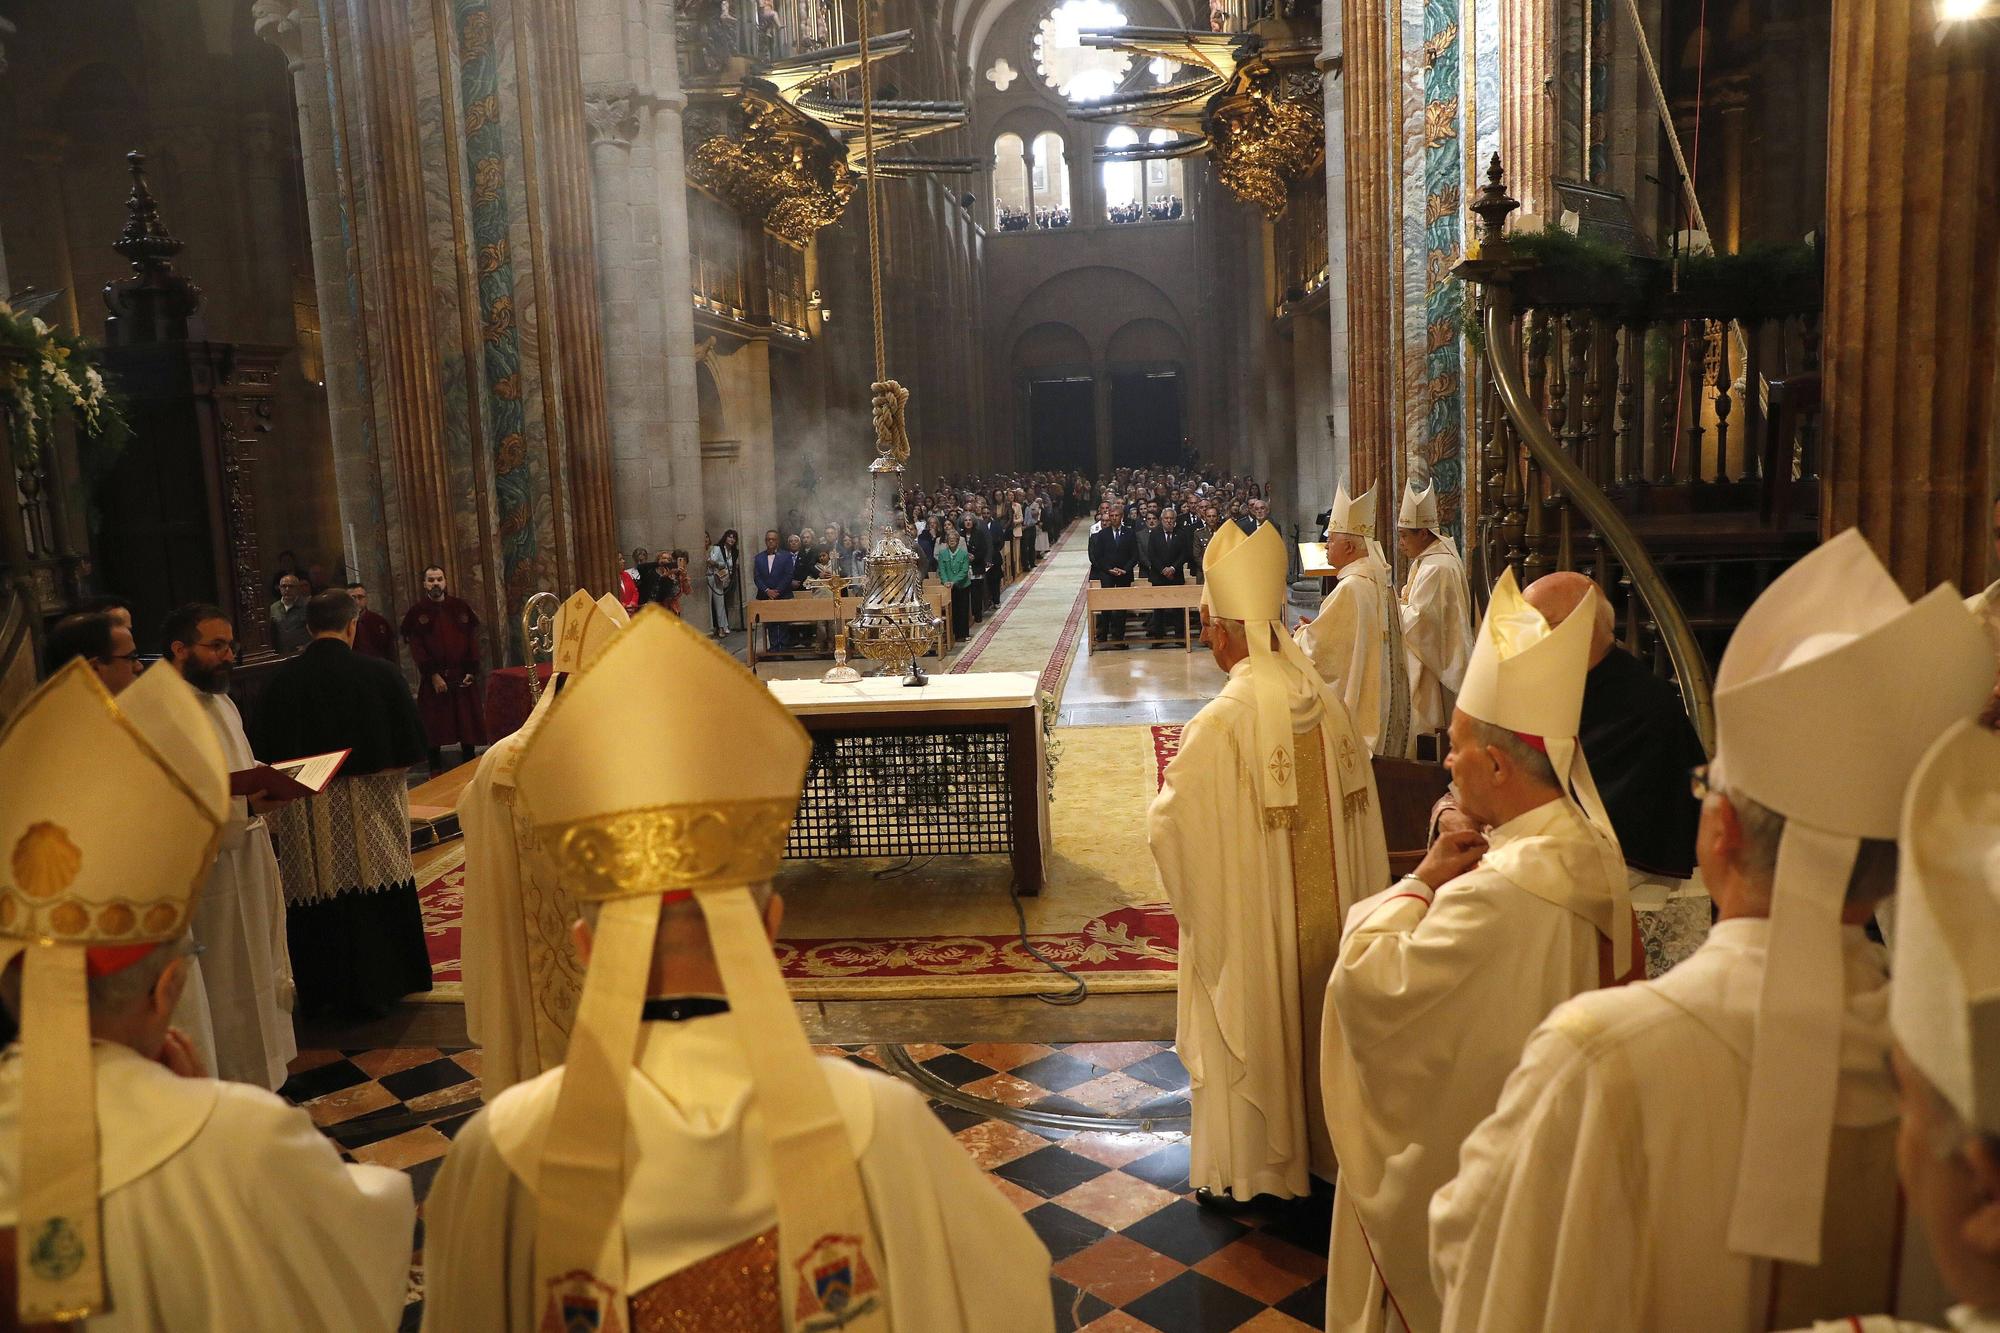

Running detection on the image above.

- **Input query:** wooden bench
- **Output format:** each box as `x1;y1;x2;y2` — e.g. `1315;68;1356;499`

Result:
748;595;950;669
1084;582;1203;652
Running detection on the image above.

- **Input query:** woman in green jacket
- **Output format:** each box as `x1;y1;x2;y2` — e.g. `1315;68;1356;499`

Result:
936;523;973;642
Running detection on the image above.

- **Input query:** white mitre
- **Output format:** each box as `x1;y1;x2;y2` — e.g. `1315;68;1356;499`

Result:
496;591;631;786
0;662;229;1323
512;608;888;1331
1891;719;2000;1138
1457;565;1631;975
1203;520;1314;826
1325;482;1377;542
1710;527;1994;1267
1398;482;1439;532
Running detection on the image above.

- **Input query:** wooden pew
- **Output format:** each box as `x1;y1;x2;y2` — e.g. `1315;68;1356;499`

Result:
1084;582;1202;652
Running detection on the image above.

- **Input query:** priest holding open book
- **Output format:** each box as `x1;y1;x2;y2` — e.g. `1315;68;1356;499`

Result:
251;587;435;1019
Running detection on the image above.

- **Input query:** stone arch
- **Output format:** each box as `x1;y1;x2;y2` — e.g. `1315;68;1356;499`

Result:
695;357;728;442
1010;319;1094;375
1004;264;1189;360
1105;315;1188;366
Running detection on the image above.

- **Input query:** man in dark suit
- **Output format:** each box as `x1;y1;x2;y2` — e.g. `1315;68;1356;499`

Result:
984;509;1010;606
966;508;994;621
751;528;796;654
1142;505;1191;643
1089;502;1139;644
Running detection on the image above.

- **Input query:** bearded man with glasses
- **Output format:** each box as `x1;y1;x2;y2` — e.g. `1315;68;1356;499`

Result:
161;603;298;1090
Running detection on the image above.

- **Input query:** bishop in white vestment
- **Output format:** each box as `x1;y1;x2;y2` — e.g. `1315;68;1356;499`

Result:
1394;484;1473;742
1322;568;1638;1333
1431;532;1995;1333
1149;521;1389;1202
423;610;1052;1332
0;662;414;1330
1297;483;1411;755
458;591;625;1096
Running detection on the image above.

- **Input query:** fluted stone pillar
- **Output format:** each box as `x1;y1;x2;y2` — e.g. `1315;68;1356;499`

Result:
1319;0;1351;497
1823;1;2000;594
1340;0;1397;517
578;0;707;609
1500;0;1560;217
252;0;396;598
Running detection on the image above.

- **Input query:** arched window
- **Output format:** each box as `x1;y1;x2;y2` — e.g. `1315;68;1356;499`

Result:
1101;126;1142;223
1030;131;1071;228
993;132;1031;230
1145;129;1186;221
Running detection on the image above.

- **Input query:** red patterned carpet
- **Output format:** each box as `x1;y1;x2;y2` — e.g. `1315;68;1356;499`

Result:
415;844;464;998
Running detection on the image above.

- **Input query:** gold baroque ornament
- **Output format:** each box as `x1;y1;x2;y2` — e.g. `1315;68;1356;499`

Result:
537;797;798;901
685;95;857;246
1208;66;1325;219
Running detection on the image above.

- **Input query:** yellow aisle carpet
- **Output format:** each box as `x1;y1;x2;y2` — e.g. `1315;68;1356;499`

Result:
774;722;1177;999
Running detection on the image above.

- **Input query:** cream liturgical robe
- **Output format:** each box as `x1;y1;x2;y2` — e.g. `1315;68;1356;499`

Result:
421;1014;1054;1331
1297;555;1404;754
192;689;297;1088
1323;798;1631;1333
1432;919;1909;1332
0;1042;414;1330
1969;580;2000;655
457;699;584;1097
1149;656;1389;1200
1398;543;1473;738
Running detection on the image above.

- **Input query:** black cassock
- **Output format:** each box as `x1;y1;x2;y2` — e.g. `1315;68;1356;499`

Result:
250;638;434;1017
1578;647;1707;880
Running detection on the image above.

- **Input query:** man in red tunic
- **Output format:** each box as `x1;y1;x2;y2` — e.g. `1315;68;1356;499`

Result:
347;582;399;665
400;564;487;770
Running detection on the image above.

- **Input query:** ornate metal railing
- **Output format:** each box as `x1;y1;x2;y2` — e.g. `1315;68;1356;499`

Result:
1455;157;1827;753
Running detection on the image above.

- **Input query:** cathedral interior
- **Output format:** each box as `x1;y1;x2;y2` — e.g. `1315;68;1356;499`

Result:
0;0;1996;1329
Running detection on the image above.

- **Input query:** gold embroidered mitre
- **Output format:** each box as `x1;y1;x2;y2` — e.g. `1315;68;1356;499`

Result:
1324;481;1377;541
0;661;228;1324
1710;528;1993;1266
1398;482;1439;532
512;609;888;1332
552;590;631;677
1196;519;1246;618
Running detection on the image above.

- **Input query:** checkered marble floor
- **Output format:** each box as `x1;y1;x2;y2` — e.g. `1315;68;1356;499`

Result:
281;1039;1328;1332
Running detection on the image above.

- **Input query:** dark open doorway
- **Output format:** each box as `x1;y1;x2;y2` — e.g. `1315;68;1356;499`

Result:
1028;376;1095;472
1110;368;1183;468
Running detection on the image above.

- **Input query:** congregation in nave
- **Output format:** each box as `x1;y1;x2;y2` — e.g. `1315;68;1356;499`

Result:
1;0;1998;1329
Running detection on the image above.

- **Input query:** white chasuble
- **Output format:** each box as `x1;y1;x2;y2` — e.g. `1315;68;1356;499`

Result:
458;710;586;1098
1398;544;1473;739
1322;798;1630;1333
1296;556;1407;755
1432;919;1917;1333
192;690;296;1089
0;1043;414;1331
421;1015;1054;1332
1149;658;1390;1201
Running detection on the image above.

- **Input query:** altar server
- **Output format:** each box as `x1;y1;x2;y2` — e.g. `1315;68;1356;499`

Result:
1296;482;1411;755
1322;566;1638;1333
1431;531;1994;1332
1394;483;1473;743
422;609;1053;1332
0;661;414;1329
161;603;297;1090
458;590;627;1097
1150;521;1388;1203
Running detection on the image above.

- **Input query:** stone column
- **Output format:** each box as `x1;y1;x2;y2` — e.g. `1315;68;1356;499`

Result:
253;0;396;598
1321;1;1351;495
345;0;457;591
579;0;706;609
1500;0;1560;216
1340;0;1397;510
518;0;619;596
1822;1;2000;594
20;134;82;335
